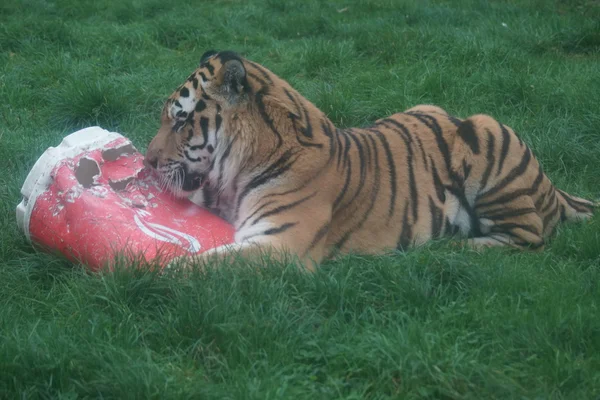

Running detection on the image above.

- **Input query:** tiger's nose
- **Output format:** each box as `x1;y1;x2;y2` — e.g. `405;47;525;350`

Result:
146;158;158;169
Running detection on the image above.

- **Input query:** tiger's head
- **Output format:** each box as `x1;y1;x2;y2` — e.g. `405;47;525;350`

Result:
145;50;251;197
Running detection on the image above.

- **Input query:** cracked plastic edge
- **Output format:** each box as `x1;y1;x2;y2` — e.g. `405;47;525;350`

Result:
16;126;128;242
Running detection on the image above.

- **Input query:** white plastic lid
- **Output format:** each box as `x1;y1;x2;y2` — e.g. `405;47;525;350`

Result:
16;126;127;241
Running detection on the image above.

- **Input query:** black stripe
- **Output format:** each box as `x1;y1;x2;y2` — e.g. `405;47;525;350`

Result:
478;147;532;201
255;90;283;148
342;130;352;169
462;159;472;182
248;61;273;83
240;222;298;242
410;109;463;129
195;100;206;112
382;120;418;221
535;190;548;209
371;129;397;219
333;135;352;212
412;131;429;171
203;61;215;75
306;222;330;254
263;222;297;236
236;149;298;216
483;207;537;220
295;132;323;148
343;130;367;207
346;130;367;208
184;150;202;162
360;131;373;166
542;199;560;227
333;131;353;211
202;185;214;208
200;116;210;147
298;103;315;139
251;192;317;226
429;156;446;202
447;115;462;127
429;196;444;238
457;119;480;154
480;129;496;190
172;120;185;132
405;112;451;171
199;72;208;82
334;135;382;250
216;136;238;193
335;128;344;169
260;164;330;204
247;71;267;87
215;108;222;132
476;164;544;210
541;188;557;213
557;189;593;212
238;200;277;230
365;134;382;211
397;201;413;251
560;205;567;221
497;123;511;177
283;88;301;116
491;222;541;236
202;186;214;208
321;119;336;162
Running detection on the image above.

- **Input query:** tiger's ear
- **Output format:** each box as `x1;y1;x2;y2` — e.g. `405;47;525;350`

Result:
203;52;249;106
200;50;218;65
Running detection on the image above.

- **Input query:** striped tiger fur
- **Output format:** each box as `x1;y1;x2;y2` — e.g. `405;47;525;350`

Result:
144;50;596;271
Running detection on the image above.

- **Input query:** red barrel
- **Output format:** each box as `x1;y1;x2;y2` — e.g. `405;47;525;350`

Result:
16;127;235;271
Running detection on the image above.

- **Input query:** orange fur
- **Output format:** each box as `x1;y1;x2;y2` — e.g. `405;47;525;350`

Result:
145;51;596;271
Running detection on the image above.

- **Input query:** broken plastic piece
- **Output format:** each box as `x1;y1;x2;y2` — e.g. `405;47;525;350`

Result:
108;177;135;191
102;144;136;162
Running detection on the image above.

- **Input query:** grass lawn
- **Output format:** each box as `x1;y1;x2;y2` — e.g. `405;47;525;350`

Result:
2;0;600;398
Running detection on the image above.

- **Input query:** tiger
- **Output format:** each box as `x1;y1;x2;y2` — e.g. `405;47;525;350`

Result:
144;50;596;271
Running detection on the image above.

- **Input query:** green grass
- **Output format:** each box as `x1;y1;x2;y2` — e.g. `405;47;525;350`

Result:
1;0;600;398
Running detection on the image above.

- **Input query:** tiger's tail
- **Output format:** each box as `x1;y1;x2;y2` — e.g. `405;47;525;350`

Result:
555;189;597;222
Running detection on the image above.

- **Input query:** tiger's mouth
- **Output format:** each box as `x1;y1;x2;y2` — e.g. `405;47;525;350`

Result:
181;170;205;192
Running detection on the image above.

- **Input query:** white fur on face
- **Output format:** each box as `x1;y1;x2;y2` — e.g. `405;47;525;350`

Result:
168;86;197;119
177;94;196;114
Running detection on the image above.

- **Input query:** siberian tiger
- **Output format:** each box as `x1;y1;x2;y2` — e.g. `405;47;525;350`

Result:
144;50;596;271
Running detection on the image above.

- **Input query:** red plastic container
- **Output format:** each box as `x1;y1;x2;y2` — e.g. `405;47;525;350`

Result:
16;127;235;271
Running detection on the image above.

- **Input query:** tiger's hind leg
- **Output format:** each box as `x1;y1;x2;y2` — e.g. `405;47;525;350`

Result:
445;114;546;251
469;194;545;250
